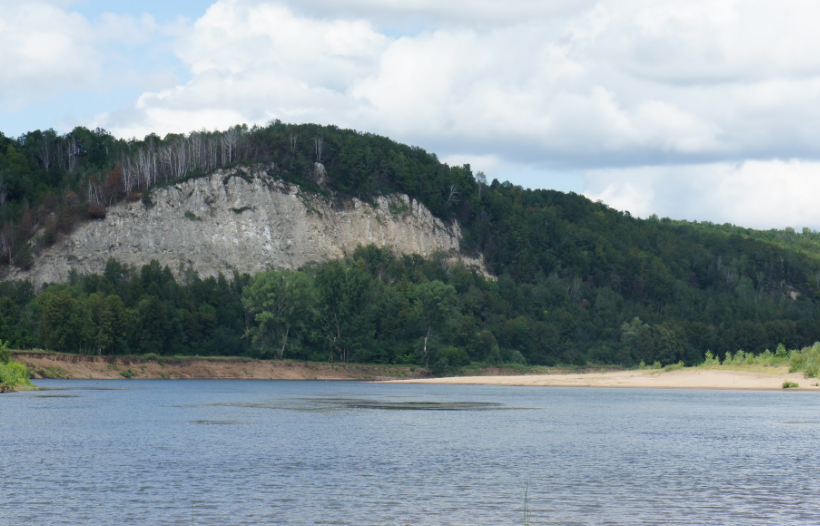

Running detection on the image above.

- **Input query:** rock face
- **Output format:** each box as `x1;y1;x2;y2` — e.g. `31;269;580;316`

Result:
11;165;472;286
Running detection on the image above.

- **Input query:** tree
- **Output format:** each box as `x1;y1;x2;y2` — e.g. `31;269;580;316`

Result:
475;170;487;199
314;261;373;363
620;317;653;365
413;280;456;368
38;289;92;353
242;269;317;359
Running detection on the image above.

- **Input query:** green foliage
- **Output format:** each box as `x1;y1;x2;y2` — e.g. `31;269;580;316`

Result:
184;211;201;221
701;345;791;368
783;381;799;389
789;342;820;378
703;350;720;366
388;200;410;215
662;361;685;372
243;269;317;359
119;368;135;379
0;340;34;391
0;339;9;364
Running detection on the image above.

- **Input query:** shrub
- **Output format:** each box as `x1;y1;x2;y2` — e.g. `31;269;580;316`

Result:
703;350;720;366
790;342;820;378
88;205;107;219
783;381;799;389
0;361;35;391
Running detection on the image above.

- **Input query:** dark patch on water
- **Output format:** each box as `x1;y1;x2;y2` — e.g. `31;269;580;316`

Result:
186;398;531;412
189;420;242;426
310;398;528;411
37;387;126;391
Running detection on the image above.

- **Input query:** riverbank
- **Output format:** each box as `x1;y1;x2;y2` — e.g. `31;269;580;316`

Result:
12;351;819;390
387;366;820;390
11;351;430;381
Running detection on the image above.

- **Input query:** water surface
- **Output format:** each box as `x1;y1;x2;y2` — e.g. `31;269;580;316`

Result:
2;380;819;525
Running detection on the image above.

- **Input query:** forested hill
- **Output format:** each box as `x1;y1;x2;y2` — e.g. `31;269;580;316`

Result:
2;122;820;367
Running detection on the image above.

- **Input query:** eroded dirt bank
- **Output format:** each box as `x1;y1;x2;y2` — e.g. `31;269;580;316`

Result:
12;352;431;381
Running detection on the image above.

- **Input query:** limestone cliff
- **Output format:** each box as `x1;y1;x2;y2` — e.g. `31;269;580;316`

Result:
10;164;478;286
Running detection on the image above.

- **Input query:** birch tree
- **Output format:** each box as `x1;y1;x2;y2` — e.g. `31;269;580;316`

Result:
413;280;456;368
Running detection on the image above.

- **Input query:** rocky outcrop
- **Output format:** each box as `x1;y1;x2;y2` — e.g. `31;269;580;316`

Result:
9;164;481;286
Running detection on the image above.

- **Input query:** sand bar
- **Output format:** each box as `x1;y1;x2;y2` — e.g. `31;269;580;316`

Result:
387;367;820;391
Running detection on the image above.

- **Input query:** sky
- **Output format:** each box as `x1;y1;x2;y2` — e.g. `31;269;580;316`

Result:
2;0;820;230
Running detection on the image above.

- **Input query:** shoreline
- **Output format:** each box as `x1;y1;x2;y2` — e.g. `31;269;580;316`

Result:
12;351;819;391
385;367;819;391
12;351;430;381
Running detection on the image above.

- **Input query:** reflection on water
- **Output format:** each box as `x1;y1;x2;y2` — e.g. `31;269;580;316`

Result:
2;379;820;525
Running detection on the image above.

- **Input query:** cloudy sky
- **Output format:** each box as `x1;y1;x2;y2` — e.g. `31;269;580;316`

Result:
2;0;819;230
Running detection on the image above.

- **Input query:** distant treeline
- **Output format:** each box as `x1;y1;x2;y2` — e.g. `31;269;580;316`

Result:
4;122;820;366
1;244;820;369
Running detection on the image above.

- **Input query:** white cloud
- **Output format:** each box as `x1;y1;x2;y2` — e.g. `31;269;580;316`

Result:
0;3;98;108
0;2;170;112
7;0;820;229
253;0;598;27
92;0;820;165
583;161;820;230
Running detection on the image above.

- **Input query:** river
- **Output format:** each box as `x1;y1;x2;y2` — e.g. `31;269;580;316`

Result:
2;380;819;525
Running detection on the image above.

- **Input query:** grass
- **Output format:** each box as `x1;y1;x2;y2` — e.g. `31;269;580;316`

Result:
229;206;254;214
31;365;69;379
661;361;686;372
184;210;201;221
783;381;800;389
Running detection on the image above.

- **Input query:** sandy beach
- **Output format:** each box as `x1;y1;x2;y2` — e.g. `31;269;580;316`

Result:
388;367;820;390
